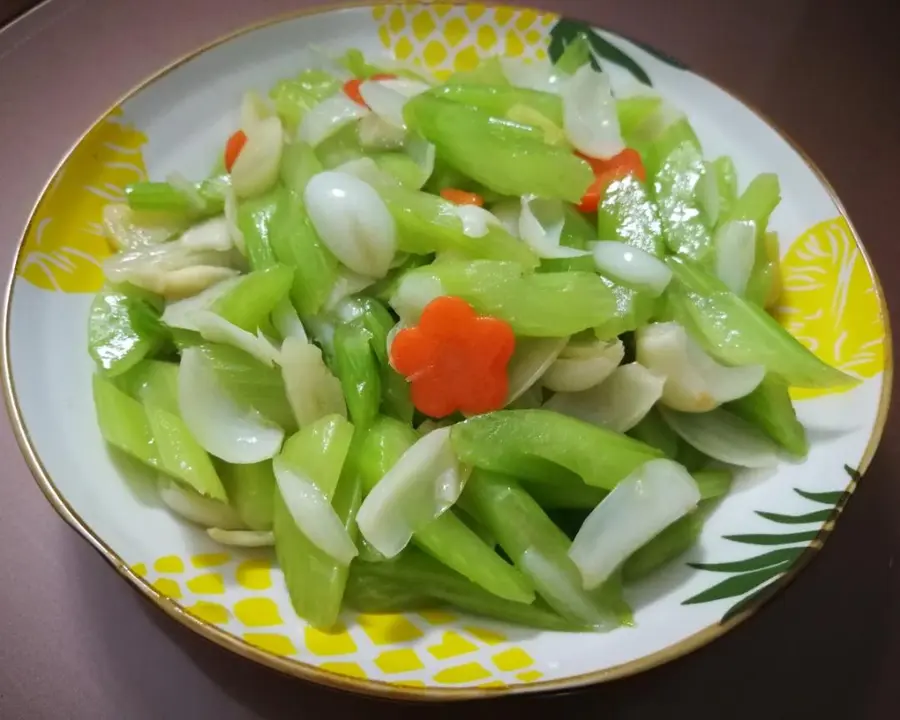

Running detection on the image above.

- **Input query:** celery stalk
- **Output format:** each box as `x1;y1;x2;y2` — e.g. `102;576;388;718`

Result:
269;69;340;133
622;503;712;582
597;174;665;257
274;415;356;628
461;470;627;628
654;142;712;260
280;141;323;193
404;95;593;202
211;264;293;332
333;322;381;431
358;418;534;603
125;176;228;217
451;410;665;489
89;286;165;377
93;374;160;468
446;56;508;86
627;407;680;458
427;84;563;125
217;461;276;530
710;156;738;225
315;122;364;169
617;96;663;141
349;549;580;630
593;277;658;341
644;116;702;178
238;187;283;270
692;469;733;500
523;476;608;510
343;572;432;612
667;256;858;388
404;260;616;337
726;375;808;456
269;189;339;315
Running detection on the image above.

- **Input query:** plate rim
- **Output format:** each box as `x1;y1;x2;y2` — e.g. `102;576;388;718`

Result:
1;0;893;702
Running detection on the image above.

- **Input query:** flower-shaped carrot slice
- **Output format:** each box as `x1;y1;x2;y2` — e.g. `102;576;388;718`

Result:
390;296;515;418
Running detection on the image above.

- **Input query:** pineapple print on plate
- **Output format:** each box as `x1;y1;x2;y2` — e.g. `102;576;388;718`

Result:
374;4;557;78
775;217;885;399
136;552;545;688
18;107;148;293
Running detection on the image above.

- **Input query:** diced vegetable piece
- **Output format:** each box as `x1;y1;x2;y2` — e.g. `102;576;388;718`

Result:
666;256;859;388
644;116;702;178
569;458;700;589
269;69;341;132
627;407;680;458
237;187;282;270
725;375;808;456
190;311;281;367
592;241;672;296
280;141;323;193
269;189;339;315
280;336;346;427
211;264;293;332
116;359;179;412
395;260;616;337
217;460;276;530
461;470;624;628
451;409;665;489
542;338;624;393
224;130;247;173
230;116;284;199
349;549;579;630
333;321;381;430
622;503;711;582
617;96;663;140
554;31;594;74
427;83;563;125
404;95;593;202
299;95;370;148
102;204;187;251
358;417;534;603
89;286;165;377
447;56;508;86
597;173;665;256
692;469;733;500
654;142;712;260
93;373;159;468
523;476;608;510
699;155;738;227
157;475;242;528
659;406;783;467
274;416;358;629
561;66;624;159
593;277;658;341
505;337;568;405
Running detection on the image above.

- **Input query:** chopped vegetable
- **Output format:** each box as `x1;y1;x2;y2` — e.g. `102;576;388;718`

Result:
440;188;484;206
223;130;247;173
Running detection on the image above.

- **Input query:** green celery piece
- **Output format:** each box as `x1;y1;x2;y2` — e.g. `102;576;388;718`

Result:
375;182;538;267
644;116;702;179
358;417;534;603
280;141;323;193
238;187;283;270
371;152;427;189
339;48;381;78
555;32;593;74
593;277;658;341
269;189;339;315
677;438;713;473
369;253;433;303
451;410;665;489
710;156;738;226
597;173;665;257
404;95;593;202
93;373;160;468
343;571;432;612
211;264;293;332
627;407;680;457
560;204;597;250
217;461;276;530
274;415;356;628
745;230;780;308
667;256;858;389
427;84;563;125
622;502;713;582
315;122;364;169
692;469;733;500
654;142;713;260
726;375;808;456
461;470;627;628
195;343;295;430
333;321;381;431
408;260;616;337
269;69;340;132
523;476;608;510
446;56;508;85
116;359;179;413
350;549;580;631
125;175;229;217
617;96;663;141
380;368;414;425
89;286;165;377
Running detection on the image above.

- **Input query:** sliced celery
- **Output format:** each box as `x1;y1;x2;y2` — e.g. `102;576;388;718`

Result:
446;56;508;86
627;407;680;458
333;321;381;431
617;96;663;141
692;469;733;500
405;260;616;337
217;461;276;530
89;286;165;377
709;156;738;226
597;174;665;257
116;359;179;414
593;277;658;341
667;256;858;388
93;374;159;468
211;264;293;332
427;84;563;126
461;470;626;628
274;415;356;628
644;116;702;178
280;141;323;193
269;69;340;132
125;176;228;217
238;187;283;270
726;375;808;456
523;476;608;510
622;503;712;582
451;410;665;489
269;189;339;315
315;122;364;169
404;95;593;202
654;142;712;260
555;32;593;74
343;572;432;612
358;417;534;603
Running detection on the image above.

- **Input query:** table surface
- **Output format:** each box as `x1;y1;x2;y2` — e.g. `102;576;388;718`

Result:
1;0;898;717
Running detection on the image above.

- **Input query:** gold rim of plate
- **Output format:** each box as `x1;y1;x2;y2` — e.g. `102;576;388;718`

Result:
0;0;893;701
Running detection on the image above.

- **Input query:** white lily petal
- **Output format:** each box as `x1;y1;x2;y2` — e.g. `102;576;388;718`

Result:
377;78;431;97
178;348;284;464
178;216;233;252
359;80;409;128
230;116;284;198
490;199;522;237
500;57;565;93
505;337;569;404
207;528;275;547
390;274;444;324
561;65;624;159
569;459;700;589
542;338;625;393
240;90;273;132
404;133;436;189
714;220;757;296
357;113;407;150
102;204;185;250
454;204;501;238
223;184;245;255
592;241;672;297
271;299;308;343
325;268;376;311
280;336;347;426
298;94;369;147
161;276;243;331
191;311;282;367
273;456;358;564
519;195;591;259
157;475;245;529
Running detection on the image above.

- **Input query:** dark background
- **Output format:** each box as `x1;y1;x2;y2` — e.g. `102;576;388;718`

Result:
0;1;897;718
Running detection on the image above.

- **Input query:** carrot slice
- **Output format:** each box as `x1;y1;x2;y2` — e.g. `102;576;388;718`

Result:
576;148;646;213
224;130;248;173
440;188;485;207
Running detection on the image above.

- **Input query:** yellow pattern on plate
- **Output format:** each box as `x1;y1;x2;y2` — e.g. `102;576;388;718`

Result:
18;107;148;293
775;217;885;399
373;4;557;78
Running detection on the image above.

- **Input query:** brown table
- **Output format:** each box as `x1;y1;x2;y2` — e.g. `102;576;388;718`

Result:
0;1;897;717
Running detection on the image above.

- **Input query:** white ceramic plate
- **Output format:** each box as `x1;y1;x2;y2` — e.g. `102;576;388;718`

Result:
2;1;891;701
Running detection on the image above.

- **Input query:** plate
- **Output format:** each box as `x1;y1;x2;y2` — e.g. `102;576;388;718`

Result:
1;1;891;700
